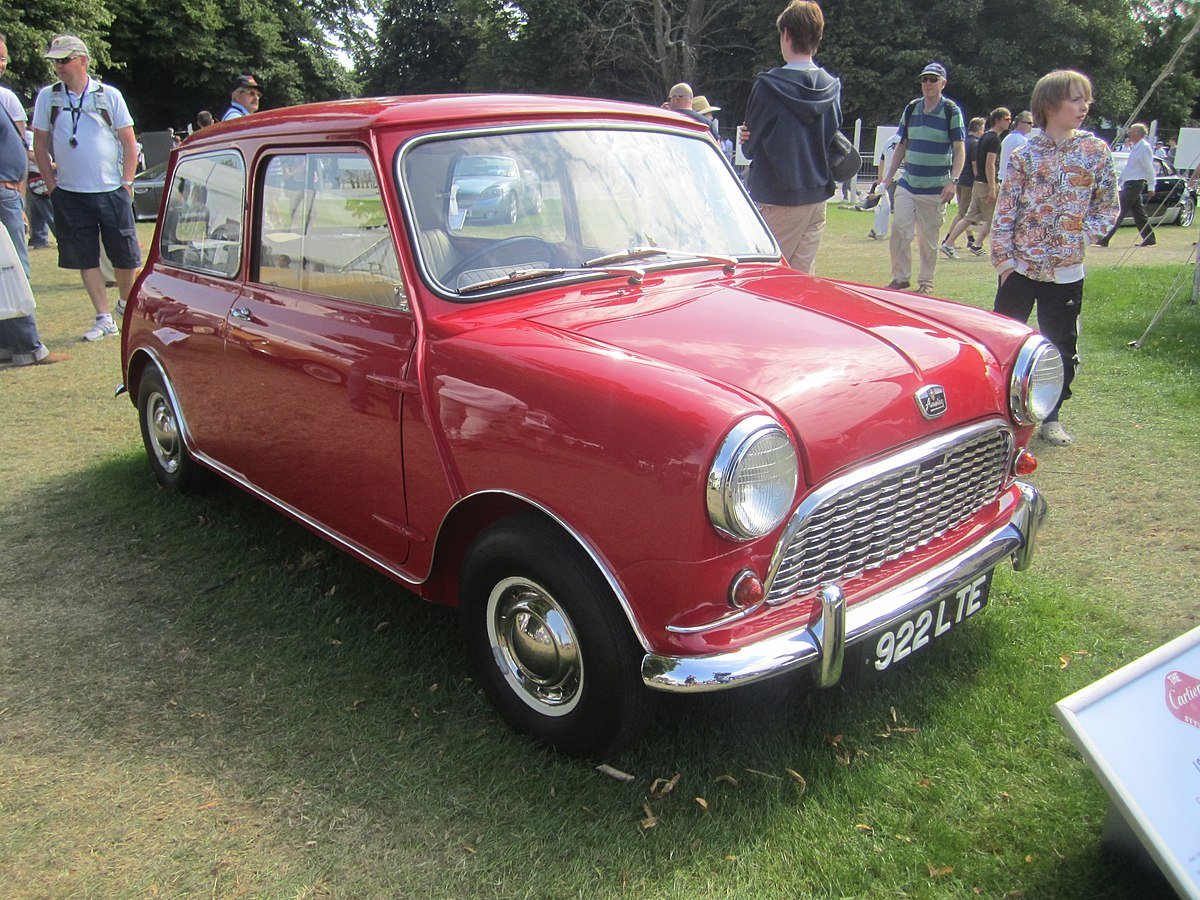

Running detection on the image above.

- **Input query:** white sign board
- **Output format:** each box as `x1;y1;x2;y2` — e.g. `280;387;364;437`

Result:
1175;127;1200;174
1055;624;1200;899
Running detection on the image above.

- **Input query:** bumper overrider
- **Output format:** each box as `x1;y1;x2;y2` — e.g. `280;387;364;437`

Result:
642;481;1046;692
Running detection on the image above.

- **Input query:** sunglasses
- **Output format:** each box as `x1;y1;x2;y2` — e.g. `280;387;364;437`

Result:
919;75;941;84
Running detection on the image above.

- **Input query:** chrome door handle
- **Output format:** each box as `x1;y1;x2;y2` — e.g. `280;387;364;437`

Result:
231;307;252;320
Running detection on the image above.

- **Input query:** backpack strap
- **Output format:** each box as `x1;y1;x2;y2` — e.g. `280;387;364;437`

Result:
48;80;114;131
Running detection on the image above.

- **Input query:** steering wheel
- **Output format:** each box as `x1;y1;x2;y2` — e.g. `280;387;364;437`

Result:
444;236;558;285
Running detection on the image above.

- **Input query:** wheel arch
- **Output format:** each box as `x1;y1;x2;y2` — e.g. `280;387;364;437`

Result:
424;490;652;653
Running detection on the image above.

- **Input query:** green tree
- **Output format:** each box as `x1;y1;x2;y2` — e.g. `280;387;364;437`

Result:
359;0;481;95
0;0;114;102
102;0;354;130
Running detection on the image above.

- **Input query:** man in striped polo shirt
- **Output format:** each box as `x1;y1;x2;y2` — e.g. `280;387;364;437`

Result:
878;62;965;294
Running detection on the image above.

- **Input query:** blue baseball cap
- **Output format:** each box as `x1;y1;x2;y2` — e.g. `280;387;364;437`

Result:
920;62;947;80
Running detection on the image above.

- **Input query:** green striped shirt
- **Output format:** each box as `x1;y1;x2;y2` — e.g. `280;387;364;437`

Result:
898;98;965;195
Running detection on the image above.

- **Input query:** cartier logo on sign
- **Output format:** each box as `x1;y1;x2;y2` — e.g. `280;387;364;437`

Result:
1165;670;1200;730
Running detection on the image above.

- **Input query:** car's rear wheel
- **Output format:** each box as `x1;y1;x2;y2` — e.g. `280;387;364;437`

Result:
461;514;656;757
137;365;207;492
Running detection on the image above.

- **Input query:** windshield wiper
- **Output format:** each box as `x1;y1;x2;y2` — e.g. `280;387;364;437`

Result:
456;265;646;295
582;246;738;272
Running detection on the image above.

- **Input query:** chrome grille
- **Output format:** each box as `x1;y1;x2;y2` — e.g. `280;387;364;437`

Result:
765;425;1013;604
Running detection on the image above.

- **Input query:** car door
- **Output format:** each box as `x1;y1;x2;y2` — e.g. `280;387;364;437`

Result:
138;150;247;456
220;150;416;568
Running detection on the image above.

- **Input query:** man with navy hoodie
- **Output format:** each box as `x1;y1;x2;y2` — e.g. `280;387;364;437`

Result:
742;0;841;274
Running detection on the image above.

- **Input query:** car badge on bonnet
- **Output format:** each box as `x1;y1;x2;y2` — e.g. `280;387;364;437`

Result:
915;385;948;419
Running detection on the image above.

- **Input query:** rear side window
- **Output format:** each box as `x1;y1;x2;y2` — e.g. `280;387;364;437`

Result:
256;152;406;309
158;152;246;278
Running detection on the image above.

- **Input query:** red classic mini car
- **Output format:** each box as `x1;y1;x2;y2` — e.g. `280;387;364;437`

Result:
119;96;1062;756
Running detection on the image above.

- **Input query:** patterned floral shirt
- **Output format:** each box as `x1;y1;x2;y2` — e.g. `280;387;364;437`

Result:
991;130;1119;284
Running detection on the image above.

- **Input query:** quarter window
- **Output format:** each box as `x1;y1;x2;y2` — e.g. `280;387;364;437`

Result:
257;152;406;309
158;152;246;278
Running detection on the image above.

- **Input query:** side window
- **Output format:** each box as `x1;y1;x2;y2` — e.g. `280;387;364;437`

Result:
158;152;244;278
257;152;406;309
159;152;246;278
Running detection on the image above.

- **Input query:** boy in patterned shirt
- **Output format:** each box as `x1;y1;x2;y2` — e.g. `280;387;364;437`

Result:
991;70;1119;446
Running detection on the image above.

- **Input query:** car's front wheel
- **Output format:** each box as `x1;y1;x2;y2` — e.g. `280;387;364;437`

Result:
137;365;207;492
1179;195;1195;227
461;514;656;757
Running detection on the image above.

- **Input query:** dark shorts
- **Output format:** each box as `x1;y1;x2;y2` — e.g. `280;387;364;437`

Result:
50;187;142;270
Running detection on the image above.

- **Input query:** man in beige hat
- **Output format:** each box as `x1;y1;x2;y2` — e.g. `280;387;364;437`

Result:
32;34;141;342
691;95;721;140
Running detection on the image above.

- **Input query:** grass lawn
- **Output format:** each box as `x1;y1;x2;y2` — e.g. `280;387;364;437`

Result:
1;208;1197;898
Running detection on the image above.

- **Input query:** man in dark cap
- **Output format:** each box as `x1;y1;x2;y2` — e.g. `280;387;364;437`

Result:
878;61;965;294
222;74;262;121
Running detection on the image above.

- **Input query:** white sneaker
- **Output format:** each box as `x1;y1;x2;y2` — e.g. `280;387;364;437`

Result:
115;298;126;318
1039;421;1073;446
939;243;957;259
82;316;119;342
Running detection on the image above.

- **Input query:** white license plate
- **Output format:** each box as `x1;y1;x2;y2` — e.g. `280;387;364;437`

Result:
869;573;991;672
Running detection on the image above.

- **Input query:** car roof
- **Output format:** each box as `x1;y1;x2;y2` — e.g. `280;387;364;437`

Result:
178;94;710;148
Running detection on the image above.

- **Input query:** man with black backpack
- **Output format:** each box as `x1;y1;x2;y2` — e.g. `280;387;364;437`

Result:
878;62;965;294
32;34;141;343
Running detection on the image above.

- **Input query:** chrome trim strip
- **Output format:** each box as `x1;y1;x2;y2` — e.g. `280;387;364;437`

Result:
641;482;1043;693
762;419;1011;602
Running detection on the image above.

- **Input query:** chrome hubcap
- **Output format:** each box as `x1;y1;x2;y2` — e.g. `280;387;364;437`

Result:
147;390;181;475
487;576;582;716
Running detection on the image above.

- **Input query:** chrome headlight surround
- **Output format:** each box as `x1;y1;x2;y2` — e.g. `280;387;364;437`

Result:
1009;336;1064;425
707;416;799;541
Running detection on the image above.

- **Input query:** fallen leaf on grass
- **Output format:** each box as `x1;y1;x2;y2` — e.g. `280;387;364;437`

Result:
331;639;342;646
927;863;953;878
694;797;709;811
348;698;365;710
648;773;681;799
744;768;782;780
326;585;337;597
1005;891;1026;899
917;777;932;788
785;768;807;796
639;802;658;830
374;621;390;632
1059;655;1072;669
714;774;740;787
596;763;635;783
1024;854;1035;864
824;732;844;747
855;823;873;833
463;845;476;854
197;800;220;811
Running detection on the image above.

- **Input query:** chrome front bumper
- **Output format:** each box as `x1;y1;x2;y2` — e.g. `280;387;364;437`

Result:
642;481;1047;693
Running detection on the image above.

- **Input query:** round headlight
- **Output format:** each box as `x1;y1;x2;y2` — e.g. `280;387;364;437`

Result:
707;416;799;540
1010;336;1064;425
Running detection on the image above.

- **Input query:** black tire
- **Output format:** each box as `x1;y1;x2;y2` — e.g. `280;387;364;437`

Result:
460;514;656;757
137;365;207;492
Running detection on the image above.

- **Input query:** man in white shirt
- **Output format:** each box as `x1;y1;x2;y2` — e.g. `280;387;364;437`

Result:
998;111;1033;183
32;34;141;341
1099;122;1157;247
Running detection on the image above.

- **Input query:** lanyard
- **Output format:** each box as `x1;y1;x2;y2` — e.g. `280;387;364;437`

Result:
65;80;88;148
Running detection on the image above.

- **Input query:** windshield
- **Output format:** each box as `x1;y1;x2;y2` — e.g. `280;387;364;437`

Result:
399;127;777;298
